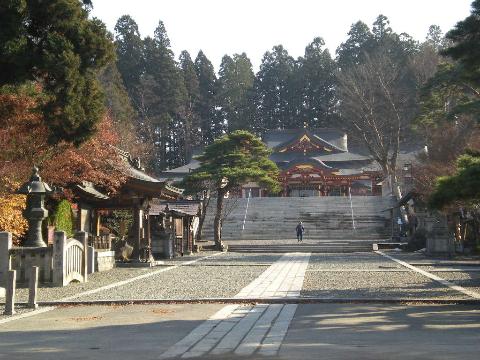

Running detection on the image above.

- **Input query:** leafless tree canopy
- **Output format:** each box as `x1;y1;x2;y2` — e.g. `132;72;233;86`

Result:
337;49;417;196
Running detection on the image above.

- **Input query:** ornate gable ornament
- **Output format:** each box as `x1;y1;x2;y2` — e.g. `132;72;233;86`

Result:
275;129;341;154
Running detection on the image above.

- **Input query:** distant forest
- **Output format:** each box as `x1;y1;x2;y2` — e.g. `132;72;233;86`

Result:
103;14;445;173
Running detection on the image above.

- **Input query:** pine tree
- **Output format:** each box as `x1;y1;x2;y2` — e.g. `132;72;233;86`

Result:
184;131;279;249
443;0;480;85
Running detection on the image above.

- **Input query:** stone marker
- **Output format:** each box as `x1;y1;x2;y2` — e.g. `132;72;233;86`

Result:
29;266;39;309
0;232;12;288
4;270;16;316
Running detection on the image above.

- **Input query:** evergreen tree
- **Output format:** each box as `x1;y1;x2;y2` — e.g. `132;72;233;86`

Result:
336;21;373;68
426;25;445;50
179;50;201;161
443;0;480;84
372;14;392;40
298;37;338;128
195;50;223;144
254;45;296;131
114;15;144;105
184;131;279;249
141;21;186;171
217;53;255;132
98;62;136;126
0;0;114;145
429;150;480;209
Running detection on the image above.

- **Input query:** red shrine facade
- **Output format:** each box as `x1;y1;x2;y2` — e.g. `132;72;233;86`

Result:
241;128;383;198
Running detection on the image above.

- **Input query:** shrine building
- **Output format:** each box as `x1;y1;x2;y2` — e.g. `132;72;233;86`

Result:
242;128;383;197
162;128;388;198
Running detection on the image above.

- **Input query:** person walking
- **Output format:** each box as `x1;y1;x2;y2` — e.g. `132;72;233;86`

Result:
296;221;305;242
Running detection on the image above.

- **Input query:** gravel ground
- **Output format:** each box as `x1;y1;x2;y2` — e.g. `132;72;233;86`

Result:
76;264;268;301
301;270;468;299
302;253;469;299
432;271;480;296
12;252;222;303
0;304;36;321
75;253;280;301
307;253;403;270
381;250;480;266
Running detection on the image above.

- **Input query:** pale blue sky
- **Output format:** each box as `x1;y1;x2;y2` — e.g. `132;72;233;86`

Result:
91;0;473;72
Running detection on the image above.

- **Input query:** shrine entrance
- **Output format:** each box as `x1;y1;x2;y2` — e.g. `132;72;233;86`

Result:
288;185;319;197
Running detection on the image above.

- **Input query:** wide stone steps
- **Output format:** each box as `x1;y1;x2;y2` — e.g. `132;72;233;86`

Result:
227;244;374;253
202;196;393;241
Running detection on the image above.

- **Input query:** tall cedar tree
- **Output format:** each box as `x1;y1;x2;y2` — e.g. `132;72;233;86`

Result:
141;21;186;172
184;131;279;249
217;53;255;132
0;0;114;145
254;45;296;131
195;51;223;144
179;50;201;162
98;61;149;159
298;37;338;128
114;15;144;106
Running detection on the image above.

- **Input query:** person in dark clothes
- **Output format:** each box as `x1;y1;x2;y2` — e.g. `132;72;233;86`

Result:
296;221;305;242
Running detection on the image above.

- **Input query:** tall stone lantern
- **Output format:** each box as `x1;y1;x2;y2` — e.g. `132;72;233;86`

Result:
16;166;53;247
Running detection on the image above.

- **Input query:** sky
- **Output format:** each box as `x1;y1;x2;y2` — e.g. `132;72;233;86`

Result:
91;0;473;72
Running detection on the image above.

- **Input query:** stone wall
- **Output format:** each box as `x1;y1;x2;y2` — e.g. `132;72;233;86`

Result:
10;246;53;283
87;247;115;273
1;232;54;284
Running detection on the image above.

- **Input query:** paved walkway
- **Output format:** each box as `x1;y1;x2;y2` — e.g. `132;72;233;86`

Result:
159;252;311;359
2;251;480;359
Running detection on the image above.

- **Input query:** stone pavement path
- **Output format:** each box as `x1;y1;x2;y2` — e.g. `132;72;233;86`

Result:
159;252;311;359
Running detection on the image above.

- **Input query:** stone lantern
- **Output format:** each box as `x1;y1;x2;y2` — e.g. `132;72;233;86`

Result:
16;166;53;247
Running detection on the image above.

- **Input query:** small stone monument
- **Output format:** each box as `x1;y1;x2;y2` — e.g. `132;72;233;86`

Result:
16;166;53;247
425;213;454;257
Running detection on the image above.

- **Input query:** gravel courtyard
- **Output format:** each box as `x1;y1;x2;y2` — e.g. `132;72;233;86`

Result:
2;250;480;318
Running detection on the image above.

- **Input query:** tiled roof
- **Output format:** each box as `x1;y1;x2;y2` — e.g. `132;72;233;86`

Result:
264;128;347;150
149;200;201;216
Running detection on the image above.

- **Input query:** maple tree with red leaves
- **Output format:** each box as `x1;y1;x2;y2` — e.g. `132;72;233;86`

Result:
0;86;127;241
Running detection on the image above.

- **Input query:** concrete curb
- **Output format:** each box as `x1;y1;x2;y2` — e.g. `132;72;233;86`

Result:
4;297;479;307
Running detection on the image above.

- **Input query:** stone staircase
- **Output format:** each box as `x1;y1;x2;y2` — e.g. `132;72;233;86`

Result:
226;241;377;253
202;196;393;252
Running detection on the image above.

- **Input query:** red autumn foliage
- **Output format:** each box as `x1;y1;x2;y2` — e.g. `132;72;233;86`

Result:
0;90;127;197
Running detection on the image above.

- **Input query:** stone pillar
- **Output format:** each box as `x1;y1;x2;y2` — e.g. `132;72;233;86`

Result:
28;266;39;309
0;232;12;289
87;246;95;274
53;231;67;286
4;270;16;315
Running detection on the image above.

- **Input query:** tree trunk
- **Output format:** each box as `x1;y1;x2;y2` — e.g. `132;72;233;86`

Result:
196;190;210;241
213;188;225;250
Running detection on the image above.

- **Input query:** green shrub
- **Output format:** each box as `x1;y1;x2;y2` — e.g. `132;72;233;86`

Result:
54;199;74;237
